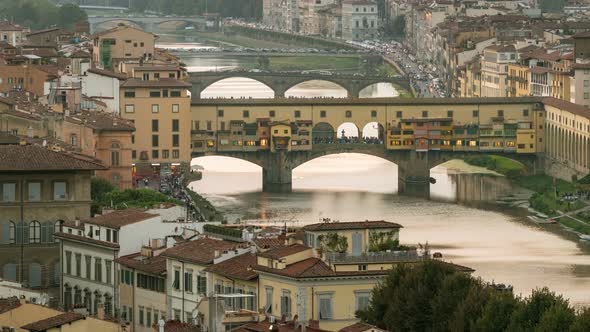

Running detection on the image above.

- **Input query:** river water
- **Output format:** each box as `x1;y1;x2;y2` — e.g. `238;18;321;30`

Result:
159;35;590;307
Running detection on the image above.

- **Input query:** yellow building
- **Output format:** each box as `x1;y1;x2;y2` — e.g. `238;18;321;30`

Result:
119;78;192;167
507;63;531;97
92;25;156;70
270;121;292;152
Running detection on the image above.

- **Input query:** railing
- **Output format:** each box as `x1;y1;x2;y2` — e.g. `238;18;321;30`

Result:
324;250;423;264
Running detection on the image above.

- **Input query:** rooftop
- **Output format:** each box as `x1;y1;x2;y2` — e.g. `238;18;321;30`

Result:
339;322;386;332
21;312;84;332
258;244;309;259
255;257;387;279
0;297;21;314
231;320;330;332
82;208;158;229
0;145;106;172
87;67;128;80
133;65;180;71
115;252;167;275
162;238;238;265
66;110;135;132
302;220;402;232
204;253;258;281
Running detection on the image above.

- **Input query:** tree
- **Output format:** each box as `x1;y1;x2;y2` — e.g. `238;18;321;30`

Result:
91;177;116;215
473;293;518;332
317;232;348;253
570;307;590;332
506;288;574;332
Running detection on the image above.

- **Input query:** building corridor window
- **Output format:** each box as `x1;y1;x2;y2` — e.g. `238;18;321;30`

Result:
29;221;40;243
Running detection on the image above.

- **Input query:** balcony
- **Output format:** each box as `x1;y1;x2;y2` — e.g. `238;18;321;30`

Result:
324;250;423;264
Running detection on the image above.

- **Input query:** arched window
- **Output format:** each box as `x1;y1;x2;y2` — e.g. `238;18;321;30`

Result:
29;262;42;288
70;134;78;146
64;284;72;311
74;287;82;306
1;221;16;244
93;291;102;315
15;222;29;244
84;289;92;312
29;221;41;243
104;294;113;316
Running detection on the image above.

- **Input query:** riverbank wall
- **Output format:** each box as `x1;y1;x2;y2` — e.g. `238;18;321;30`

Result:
452;173;513;202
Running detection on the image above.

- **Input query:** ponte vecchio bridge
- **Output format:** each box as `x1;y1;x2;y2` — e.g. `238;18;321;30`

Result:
188;71;412;99
187;97;590;197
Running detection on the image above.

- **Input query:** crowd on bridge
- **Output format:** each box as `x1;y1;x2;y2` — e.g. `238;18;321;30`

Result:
313;136;383;145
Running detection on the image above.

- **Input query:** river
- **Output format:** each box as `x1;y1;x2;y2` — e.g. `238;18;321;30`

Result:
159;35;590;307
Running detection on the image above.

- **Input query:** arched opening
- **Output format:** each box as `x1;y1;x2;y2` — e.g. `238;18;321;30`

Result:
285;80;348;98
361;122;385;143
84;288;92;312
336;122;360;143
74;286;82;306
29;221;40;244
0;221;15;244
190;156;263;194
201;77;274;99
64;284;72;311
359;83;400;98
312;122;335;144
293;153;398;193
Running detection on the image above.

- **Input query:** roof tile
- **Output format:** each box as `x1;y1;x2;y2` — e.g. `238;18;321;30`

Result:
0;145;106;171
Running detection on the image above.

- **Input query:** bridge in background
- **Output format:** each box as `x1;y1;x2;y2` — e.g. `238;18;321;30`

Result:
87;16;205;33
188;71;412;99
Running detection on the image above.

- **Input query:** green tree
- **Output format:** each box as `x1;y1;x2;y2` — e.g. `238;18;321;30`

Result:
91;177;116;215
507;288;573;331
537;303;576;332
570;307;590;332
473;293;518;332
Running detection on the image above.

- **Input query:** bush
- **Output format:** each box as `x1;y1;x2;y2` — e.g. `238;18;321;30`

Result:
203;224;242;239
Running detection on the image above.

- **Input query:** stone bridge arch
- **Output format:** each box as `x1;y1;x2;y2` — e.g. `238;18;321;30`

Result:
282;78;351;98
94;19;145;31
357;80;409;97
192;75;278;99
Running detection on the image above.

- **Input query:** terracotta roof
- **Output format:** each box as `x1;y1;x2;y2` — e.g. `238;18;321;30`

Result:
66;110;135;132
0;297;21;314
253;237;284;250
70;50;91;58
204;253;258;281
121;78;191;88
573;63;590;69
162;238;238;265
83;209;158;229
529;66;551;74
0;21;24;31
231;320;330;332
157;320;200;332
55;232;120;249
94;25;156;38
0;145;106;171
339;322;385;332
543;97;590;120
26;27;61;36
258;244;309;259
302;221;402;232
115;252;166;275
255;257;336;279
87;68;128;80
21;312;85;332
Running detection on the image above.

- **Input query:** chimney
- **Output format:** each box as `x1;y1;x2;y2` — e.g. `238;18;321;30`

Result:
96;303;105;320
74;217;80;227
19;295;26;305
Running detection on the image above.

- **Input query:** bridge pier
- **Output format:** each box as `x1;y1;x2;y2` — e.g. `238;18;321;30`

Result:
397;151;431;199
262;151;293;192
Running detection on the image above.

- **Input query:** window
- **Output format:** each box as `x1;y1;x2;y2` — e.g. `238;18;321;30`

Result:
172;150;179;159
162;150;169;159
113;230;118;243
152;119;159;132
124;90;135;98
422;111;428;117
207;121;212;130
473;110;479;117
125;104;135;113
65;251;72;275
358;264;367;271
523;109;529;116
150;90;161;97
2;183;16;201
70;134;78;146
172;119;179;132
318;294;333;320
152;150;159;159
281;290;292;319
105;260;112;284
152;135;159;147
498;110;504;117
94;258;102;282
585;93;589;100
320;110;326;118
155;73;161;80
152;104;159;113
85;255;91;279
355;291;370;311
345;110;352;118
75;254;81;276
173;269;180;290
447;110;453;118
111;151;120;167
28;182;41;201
172;134;179;147
294;110;301;118
243;110;249;118
396;111;403;118
197;274;207;294
146;308;152;327
170;90;181;97
139;306;145;326
53;182;67;200
371;110;377;118
265;287;273;313
172;104;179;113
585;80;589;87
184;270;193;292
143;73;150;81
28;221;40;243
269;110;275;117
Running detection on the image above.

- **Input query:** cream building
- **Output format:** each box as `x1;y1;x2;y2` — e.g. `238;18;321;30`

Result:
92;25;157;70
481;45;518;97
342;0;379;41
